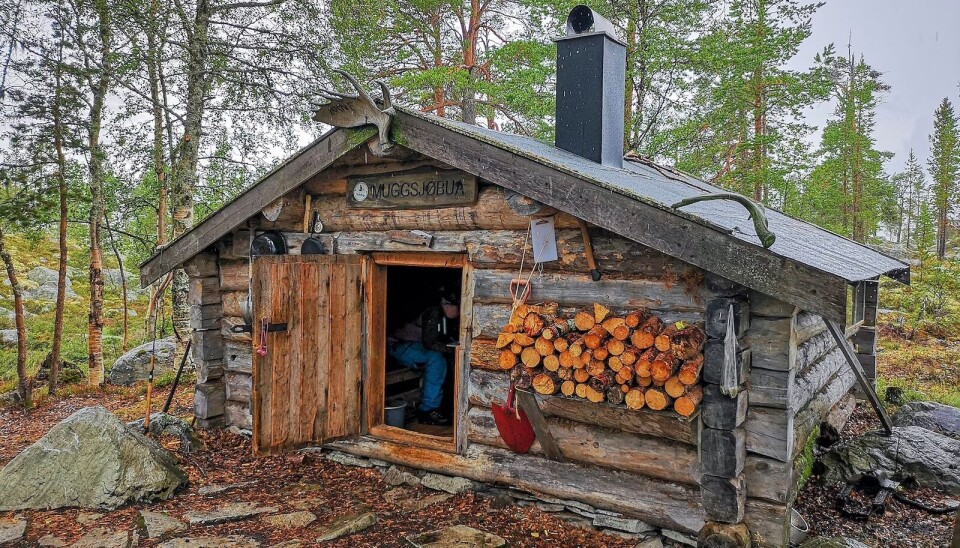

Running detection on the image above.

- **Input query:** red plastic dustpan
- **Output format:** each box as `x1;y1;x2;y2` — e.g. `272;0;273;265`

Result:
491;382;536;453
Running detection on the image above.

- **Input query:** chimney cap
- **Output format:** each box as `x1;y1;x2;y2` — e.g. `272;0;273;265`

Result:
564;5;621;42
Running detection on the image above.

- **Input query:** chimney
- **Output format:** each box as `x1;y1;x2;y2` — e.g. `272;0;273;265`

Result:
554;6;626;168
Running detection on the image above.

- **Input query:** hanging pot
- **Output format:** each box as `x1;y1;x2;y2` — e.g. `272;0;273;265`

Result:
250;231;287;256
300;236;326;255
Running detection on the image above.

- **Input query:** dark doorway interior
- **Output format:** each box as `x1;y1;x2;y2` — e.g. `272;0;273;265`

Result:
383;265;461;438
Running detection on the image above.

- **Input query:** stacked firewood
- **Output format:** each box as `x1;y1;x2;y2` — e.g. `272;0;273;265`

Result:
495;303;705;417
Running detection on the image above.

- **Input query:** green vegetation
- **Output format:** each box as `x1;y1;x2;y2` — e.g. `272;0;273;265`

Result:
0;232;152;392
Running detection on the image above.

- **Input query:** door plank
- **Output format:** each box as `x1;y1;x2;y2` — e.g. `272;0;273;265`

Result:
341;256;364;435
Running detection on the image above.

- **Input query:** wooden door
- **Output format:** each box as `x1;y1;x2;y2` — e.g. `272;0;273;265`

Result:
251;255;363;454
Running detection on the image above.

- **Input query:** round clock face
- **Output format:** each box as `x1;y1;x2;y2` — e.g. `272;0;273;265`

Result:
353;181;369;202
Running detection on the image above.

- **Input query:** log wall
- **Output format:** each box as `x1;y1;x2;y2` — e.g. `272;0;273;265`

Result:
186;153;855;546
185;252;227;429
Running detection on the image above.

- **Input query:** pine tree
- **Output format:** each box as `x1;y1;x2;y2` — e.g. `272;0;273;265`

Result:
667;0;828;207
892;149;926;249
927;97;959;259
800;44;892;242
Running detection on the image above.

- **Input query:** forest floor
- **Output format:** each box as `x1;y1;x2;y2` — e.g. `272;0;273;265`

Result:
0;383;643;547
2;379;958;547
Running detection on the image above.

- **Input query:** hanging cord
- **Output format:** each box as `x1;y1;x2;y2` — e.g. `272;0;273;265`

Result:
512;223;532;306
511;223;551;309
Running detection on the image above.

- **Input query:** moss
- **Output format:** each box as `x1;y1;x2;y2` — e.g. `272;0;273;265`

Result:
344;127;378;149
793;425;819;493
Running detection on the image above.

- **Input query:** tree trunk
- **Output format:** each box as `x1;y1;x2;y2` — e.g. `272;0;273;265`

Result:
49;14;68;395
0;227;31;407
86;0;112;387
104;215;129;351
148;0;168;246
169;0;212;350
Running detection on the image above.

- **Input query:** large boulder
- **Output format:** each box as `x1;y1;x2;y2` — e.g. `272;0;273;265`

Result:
22;266;78;301
108;338;177;385
892;401;960;441
127;413;203;454
0;406;188;510
819;426;960;495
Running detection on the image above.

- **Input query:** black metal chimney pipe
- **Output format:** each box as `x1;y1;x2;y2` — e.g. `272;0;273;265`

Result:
554;6;626;168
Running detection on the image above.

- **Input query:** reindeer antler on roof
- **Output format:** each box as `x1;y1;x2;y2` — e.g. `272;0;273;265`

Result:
313;70;396;153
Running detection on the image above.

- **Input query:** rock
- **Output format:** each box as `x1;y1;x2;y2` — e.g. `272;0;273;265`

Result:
0;329;17;347
635;537;664;548
892;401;960;441
0;306;15;322
227;426;253;438
820;426;960;495
158;536;260;548
535;502;565;512
399;493;453;514
69;527;136;548
26;266;61;285
24;276;78;301
325;450;373;468
0;406;187;510
405;525;506;548
592;514;656;534
197;482;247;495
38;534;68;546
552;511;594;529
799;537;873;548
108;338;177;385
383;465;421;487
0;515;26;544
127;413;203;454
661;529;697;547
75;511;102;525
263;511;316;528
420;473;475;494
315;512;377;542
185;502;278;525
137;510;186;539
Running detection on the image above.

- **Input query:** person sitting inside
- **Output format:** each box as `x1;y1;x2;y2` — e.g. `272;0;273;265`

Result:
388;287;459;426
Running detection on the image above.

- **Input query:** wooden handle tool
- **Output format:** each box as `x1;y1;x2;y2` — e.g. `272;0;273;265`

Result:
577;218;602;281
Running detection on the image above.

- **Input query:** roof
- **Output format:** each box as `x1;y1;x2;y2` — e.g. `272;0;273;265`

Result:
411;108;909;285
140;106;909;323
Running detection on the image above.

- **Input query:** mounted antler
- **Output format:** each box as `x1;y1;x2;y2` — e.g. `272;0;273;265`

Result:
313;70;396;154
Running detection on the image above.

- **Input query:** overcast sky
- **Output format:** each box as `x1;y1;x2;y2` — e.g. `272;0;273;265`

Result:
788;0;960;174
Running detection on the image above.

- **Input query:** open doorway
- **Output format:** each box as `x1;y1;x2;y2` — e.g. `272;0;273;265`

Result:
381;263;462;439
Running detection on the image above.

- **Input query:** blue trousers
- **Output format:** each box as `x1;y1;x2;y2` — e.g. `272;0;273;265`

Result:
389;342;447;412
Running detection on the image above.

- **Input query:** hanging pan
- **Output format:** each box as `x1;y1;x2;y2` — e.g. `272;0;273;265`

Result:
250;231;287;256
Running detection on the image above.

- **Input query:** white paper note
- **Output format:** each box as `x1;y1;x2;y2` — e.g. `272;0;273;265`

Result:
530;217;559;263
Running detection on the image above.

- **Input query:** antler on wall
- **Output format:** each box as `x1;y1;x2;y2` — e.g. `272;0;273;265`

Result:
313;70;396;154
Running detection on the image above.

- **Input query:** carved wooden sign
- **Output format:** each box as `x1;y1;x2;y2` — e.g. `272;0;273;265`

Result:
346;168;478;209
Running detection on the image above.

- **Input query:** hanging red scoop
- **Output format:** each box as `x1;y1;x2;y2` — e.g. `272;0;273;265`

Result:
491;382;536;453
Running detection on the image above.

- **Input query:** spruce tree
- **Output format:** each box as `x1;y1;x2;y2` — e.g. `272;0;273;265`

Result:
927;98;959;259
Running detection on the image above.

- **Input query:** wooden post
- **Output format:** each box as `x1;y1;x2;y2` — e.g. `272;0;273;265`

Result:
826;320;892;434
700;293;749;526
186;252;227;429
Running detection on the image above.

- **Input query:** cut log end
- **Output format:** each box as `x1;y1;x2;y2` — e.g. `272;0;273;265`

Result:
673;385;703;417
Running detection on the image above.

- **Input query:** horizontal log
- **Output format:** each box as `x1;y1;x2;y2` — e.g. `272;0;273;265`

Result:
221;316;252;343
469;368;698;444
195;381;226;419
748;316;797;372
191;330;224;362
700;474;745;523
748;367;794;409
743;455;795;505
471;303;703;341
467;406;700;485
705;297;749;339
794;312;825;345
222;290;248;318
742;499;790;548
312;186;580;231
701;428;745;478
744;406;794;462
183;253;218;278
190;303;222;331
792;366;856;459
225;401;252;429
224;339;252;374
749;291;797;318
326;436;707;534
472;269;707;312
219;259;250;292
795;330;835;372
196;359;224;384
469;339;502;371
701;384;747;430
703;343;749;386
226;371;252;403
188;276;221;306
792;347;846;413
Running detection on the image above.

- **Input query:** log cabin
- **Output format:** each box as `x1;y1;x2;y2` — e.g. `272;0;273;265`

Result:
138;7;909;547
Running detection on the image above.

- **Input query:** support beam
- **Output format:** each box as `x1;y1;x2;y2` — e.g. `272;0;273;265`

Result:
825;320;892;434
